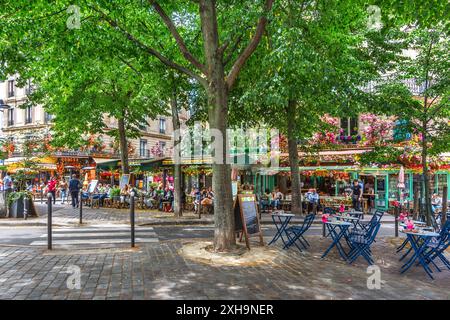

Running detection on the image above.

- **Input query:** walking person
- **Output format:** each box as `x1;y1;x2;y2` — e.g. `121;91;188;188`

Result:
59;177;68;204
47;176;57;205
2;173;13;217
69;174;81;208
350;179;363;211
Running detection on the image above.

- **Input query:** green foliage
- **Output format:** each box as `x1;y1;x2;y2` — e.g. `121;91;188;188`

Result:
7;191;32;207
109;187;121;197
358;145;402;166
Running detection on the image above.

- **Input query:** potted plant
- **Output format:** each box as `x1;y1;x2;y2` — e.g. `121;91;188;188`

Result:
7;169;38;218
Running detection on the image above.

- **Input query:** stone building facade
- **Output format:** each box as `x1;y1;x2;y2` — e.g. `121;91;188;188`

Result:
0;76;187;160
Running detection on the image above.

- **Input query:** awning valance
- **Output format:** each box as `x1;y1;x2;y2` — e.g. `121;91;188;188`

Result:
94;158;120;170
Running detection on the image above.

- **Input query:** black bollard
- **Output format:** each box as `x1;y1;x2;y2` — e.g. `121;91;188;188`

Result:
130;193;135;247
47;193;52;250
395;206;399;238
79;190;83;224
41;188;43;204
322;223;326;237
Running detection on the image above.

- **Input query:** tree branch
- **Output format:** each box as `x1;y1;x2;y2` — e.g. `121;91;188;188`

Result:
150;1;207;75
91;6;206;86
225;0;274;90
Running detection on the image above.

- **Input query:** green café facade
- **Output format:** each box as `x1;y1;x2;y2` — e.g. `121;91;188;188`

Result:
252;166;450;211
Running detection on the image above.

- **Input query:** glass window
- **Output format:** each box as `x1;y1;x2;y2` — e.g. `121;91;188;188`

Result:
7;108;14;126
25;106;32;124
159;118;166;134
7;80;14;97
139;139;148;157
159;141;166;155
340;117;358;136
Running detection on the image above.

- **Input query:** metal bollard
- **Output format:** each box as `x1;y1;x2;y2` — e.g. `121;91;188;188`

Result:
322;223;326;237
79;190;83;224
47;193;52;250
395;207;399;238
130;193;135;247
41;189;43;204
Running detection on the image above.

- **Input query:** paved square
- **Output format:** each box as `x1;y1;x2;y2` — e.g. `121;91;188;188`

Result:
0;236;448;300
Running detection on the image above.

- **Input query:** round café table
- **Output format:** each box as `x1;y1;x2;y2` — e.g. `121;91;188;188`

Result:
269;212;295;248
400;230;440;279
321;221;352;261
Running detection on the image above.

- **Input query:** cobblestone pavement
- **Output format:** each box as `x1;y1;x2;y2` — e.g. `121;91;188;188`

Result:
0;236;448;300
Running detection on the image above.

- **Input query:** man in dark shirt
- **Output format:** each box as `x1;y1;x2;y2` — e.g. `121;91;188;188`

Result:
351;179;363;211
69;174;81;208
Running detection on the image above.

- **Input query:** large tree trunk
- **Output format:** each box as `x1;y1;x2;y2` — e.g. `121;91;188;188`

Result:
117;116;130;175
200;0;235;251
170;80;183;217
286;100;302;215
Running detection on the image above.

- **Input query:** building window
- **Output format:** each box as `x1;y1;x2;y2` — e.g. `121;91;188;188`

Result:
159;118;166;134
44;112;53;123
7;80;15;97
139;139;148;158
25;79;33;95
25;106;32;124
139;119;148;131
340;117;358;136
160;141;166;153
7;108;14;126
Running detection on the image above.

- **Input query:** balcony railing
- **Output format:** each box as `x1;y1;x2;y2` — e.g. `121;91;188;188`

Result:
139;149;151;158
361;78;431;96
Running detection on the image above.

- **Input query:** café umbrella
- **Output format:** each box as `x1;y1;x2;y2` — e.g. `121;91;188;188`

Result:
395;166;405;237
397;166;405;189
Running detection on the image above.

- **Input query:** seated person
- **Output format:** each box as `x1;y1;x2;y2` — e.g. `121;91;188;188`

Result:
201;192;213;207
271;188;283;209
144;187;156;208
192;188;201;212
305;188;319;212
120;184;130;204
431;193;442;214
159;187;174;210
81;186;89;200
260;189;272;211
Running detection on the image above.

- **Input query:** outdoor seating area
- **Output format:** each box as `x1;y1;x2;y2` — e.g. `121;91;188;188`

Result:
268;206;450;280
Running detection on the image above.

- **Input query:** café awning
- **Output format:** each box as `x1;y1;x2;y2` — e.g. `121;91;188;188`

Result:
137;157;168;171
93;158;120;170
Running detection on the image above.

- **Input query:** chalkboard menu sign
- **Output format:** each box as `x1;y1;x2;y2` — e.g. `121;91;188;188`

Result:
234;194;264;249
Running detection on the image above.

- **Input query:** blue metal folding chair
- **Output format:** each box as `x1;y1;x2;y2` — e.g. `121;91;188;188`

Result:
351;210;384;237
283;213;316;252
422;222;450;272
347;222;381;265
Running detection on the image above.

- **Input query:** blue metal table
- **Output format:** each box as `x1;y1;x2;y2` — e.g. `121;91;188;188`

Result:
321;221;352;261
400;230;440;280
268;213;295;247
